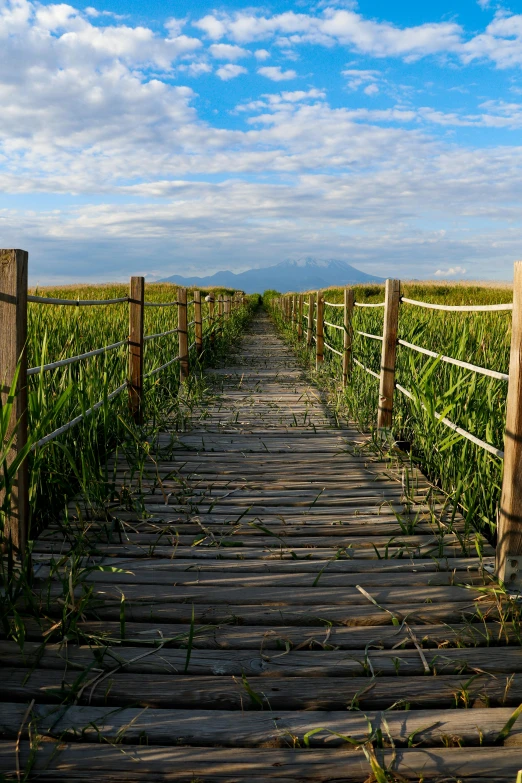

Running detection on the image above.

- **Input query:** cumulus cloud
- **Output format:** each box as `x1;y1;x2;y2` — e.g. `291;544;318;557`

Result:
209;42;248;59
254;48;270;60
434;266;467;276
216;63;247;80
192;9;463;60
258;65;297;81
2;0;522;284
343;68;380;90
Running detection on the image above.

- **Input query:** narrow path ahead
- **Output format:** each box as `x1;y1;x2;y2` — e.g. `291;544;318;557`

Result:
1;310;521;781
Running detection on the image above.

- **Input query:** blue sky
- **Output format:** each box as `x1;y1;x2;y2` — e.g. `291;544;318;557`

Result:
2;0;522;283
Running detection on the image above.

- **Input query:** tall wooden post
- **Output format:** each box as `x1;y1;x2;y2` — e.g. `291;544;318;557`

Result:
293;295;297;330
194;290;203;356
224;295;230;320
0;250;29;557
316;291;324;370
377;279;401;429
343;288;355;387
297;294;303;340
128;276;144;424
178;287;189;382
497;261;522;587
307;293;315;346
218;294;224;323
206;294;215;345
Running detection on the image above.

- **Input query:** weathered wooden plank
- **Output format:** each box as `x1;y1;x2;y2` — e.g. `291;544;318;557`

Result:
2;641;521;677
7;619;512;650
26;599;495;626
1;704;520;747
32;565;488;587
33;581;486;607
2;668;522;709
3;742;522;782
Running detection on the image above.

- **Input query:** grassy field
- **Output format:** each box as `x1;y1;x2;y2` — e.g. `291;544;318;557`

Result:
267;282;513;543
23;284;255;536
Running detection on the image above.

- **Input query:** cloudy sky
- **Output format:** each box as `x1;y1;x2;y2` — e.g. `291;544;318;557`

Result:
2;0;522;283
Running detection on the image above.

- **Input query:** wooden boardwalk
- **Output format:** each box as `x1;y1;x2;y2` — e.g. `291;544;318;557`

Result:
1;310;521;781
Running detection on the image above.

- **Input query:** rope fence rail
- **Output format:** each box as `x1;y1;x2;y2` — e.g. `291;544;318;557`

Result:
27;339;128;376
275;270;522;587
28;295;129;306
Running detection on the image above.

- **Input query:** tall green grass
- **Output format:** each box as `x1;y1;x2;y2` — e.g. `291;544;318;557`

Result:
21;285;257;535
266;283;513;541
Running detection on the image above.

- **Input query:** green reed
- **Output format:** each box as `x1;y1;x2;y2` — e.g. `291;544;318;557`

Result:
266;283;513;541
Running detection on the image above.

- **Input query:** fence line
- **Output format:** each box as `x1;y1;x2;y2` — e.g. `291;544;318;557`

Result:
274;266;522;588
27;339;128;376
28;295;128;306
1;249;248;559
401;296;513;313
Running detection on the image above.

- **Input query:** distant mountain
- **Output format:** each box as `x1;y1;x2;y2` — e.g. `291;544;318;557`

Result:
160;258;384;294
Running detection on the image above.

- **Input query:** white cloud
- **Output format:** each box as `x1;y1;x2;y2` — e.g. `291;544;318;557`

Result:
178;61;212;76
258;65;297;81
461;14;522;68
343;68;380;90
194;14;227;39
434;266;467;276
209;42;248;60
254;48;270;60
364;83;379;96
193;9;463;60
2;0;522;284
164;17;186;37
216;63;247;80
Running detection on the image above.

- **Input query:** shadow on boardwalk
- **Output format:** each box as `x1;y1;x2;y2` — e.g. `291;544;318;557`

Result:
0;310;521;781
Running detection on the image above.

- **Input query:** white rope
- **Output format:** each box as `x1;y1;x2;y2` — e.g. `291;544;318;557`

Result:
27;340;127;376
144;355;181;379
353;357;380;379
395;383;504;459
143;301;179;308
354;301;385;308
324;320;343;331
398;339;508;382
356;330;383;341
32;382;128;450
401;297;512;313
28;295;128;306
324;341;343;357
323;301;344;308
144;328;178;343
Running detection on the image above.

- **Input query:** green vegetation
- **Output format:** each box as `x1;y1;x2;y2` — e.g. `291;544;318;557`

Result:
2;284;257;541
266;282;513;542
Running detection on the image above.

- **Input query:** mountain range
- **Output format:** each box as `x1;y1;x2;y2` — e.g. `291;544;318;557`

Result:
160;258;383;293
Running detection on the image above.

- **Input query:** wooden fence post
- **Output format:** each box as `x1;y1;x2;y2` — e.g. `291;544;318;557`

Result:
307;293;315;346
316;291;324;370
0;249;29;557
224;295;230;320
178;287;189;382
497;261;522;587
292;295;297;330
297;294;303;340
128;276;144;424
194;290;203;356
377;279;401;430
343;288;355;387
218;294;224;323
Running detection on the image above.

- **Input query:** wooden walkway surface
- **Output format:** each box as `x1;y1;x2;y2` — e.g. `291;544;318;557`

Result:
1;310;521;781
